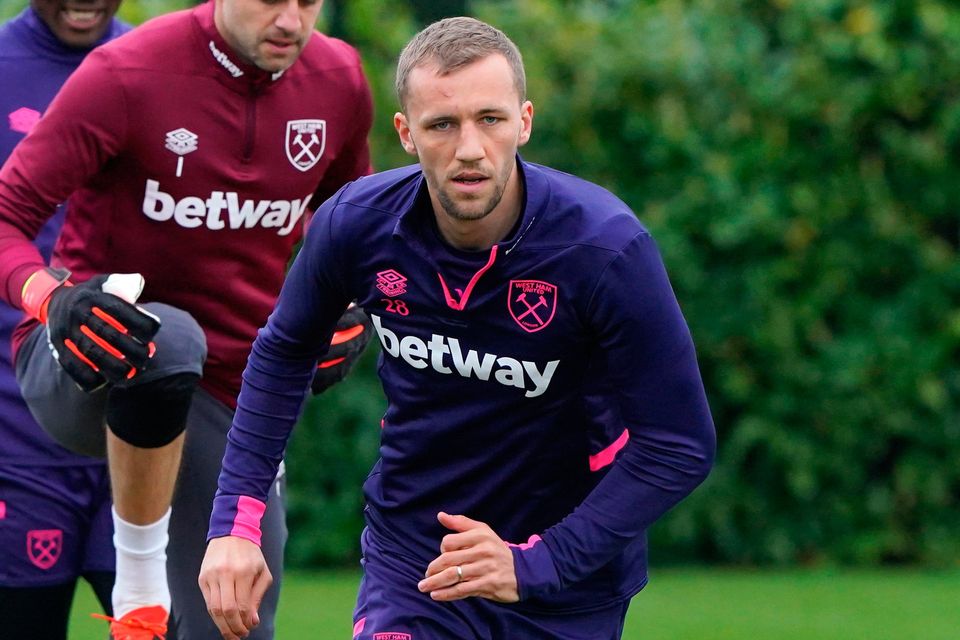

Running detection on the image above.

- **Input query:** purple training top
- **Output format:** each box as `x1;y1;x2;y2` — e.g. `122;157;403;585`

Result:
0;7;128;465
210;160;716;612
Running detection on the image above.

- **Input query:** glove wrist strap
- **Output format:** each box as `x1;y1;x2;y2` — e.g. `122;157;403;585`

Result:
21;267;71;324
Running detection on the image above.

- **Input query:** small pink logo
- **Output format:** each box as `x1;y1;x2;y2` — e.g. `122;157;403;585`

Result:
9;107;41;134
373;634;412;640
27;529;63;569
0;500;6;519
508;280;558;333
376;269;408;297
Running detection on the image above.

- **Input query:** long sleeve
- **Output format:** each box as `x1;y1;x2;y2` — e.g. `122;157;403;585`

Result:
208;191;352;541
512;231;716;599
0;47;127;306
308;47;373;212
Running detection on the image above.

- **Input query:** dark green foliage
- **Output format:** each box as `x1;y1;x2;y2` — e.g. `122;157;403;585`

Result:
294;0;958;567
12;0;954;567
285;348;385;567
471;0;959;565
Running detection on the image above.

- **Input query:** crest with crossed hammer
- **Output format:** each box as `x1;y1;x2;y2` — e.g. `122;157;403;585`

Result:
285;119;326;172
27;529;63;570
508;279;558;333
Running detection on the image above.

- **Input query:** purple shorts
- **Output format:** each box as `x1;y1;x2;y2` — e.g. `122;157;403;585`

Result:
0;463;113;587
352;528;630;640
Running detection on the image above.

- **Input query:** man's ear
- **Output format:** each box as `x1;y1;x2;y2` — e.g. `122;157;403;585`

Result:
518;100;534;147
394;112;418;156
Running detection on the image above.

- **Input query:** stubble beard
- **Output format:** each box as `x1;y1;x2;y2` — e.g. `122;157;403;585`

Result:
436;161;513;222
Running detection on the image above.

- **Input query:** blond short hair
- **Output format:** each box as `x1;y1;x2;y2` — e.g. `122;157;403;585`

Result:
395;16;526;111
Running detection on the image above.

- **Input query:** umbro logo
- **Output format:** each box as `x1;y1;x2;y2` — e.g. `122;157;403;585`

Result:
165;128;198;178
376;269;408;297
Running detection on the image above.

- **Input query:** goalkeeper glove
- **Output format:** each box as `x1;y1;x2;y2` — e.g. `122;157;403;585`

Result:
310;303;372;394
21;268;161;392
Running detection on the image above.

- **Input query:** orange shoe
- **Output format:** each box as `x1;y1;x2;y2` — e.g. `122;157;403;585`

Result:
92;605;168;640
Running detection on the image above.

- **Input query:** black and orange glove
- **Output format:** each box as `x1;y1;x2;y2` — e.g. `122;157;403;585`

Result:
21;269;161;392
310;303;372;395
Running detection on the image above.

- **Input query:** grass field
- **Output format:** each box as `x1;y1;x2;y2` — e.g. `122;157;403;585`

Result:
68;568;960;639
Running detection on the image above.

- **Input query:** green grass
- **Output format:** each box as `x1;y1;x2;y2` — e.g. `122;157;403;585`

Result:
69;568;960;639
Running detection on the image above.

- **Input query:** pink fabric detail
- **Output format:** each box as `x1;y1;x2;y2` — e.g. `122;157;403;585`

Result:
0;500;5;519
437;244;498;311
8;107;41;134
589;429;630;472
353;617;366;637
230;496;267;546
506;534;542;551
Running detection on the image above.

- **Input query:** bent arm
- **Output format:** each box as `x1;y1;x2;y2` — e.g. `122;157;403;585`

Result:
512;232;716;599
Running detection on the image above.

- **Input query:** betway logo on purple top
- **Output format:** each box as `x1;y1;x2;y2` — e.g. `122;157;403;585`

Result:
141;180;309;236
371;314;559;398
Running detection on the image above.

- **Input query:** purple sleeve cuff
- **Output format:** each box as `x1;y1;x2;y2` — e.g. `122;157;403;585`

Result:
510;537;562;600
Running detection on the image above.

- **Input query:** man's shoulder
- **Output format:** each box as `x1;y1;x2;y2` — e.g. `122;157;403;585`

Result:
339;165;422;210
317;166;421;236
0;12;27;55
526;161;646;251
92;8;196;70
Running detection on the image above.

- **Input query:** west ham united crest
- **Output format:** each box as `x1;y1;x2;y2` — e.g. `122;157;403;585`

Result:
285;119;326;172
509;280;558;333
27;529;62;570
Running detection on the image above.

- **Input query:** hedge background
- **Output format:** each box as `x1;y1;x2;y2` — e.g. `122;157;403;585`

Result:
3;0;957;568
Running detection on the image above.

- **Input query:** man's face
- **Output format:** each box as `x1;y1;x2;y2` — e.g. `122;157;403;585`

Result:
395;54;533;226
215;0;323;73
31;0;121;48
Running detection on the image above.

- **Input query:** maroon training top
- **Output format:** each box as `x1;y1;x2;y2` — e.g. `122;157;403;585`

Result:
0;2;372;407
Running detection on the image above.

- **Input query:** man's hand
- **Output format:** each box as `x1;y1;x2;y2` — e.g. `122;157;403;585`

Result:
310;303;372;394
23;270;160;392
418;512;519;603
199;536;272;640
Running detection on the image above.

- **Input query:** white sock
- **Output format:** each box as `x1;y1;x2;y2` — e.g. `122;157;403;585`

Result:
112;507;171;619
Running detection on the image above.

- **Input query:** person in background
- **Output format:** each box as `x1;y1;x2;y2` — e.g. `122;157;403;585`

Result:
0;0;373;638
0;2;126;639
200;16;715;640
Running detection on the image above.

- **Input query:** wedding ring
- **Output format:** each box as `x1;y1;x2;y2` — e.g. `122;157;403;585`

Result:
455;565;463;582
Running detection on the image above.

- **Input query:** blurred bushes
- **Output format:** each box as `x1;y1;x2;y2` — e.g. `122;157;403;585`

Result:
472;0;959;566
5;0;956;567
297;0;959;567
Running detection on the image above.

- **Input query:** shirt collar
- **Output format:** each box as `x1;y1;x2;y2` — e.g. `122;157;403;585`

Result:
192;1;289;88
16;7;126;62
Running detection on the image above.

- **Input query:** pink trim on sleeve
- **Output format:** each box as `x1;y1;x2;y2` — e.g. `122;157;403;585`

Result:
353;617;366;637
506;534;542;550
589;428;630;472
230;496;267;546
